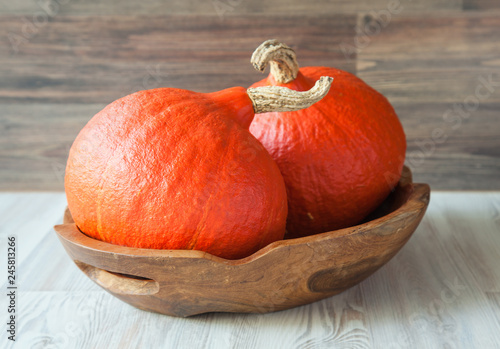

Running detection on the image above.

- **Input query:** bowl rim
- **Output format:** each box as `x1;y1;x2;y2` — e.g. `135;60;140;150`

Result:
55;167;430;266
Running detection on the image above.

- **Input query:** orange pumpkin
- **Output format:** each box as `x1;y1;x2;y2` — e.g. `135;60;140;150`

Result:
65;77;332;259
249;40;407;238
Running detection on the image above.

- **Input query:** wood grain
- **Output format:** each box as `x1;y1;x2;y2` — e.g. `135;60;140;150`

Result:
0;15;356;103
2;191;500;348
356;12;500;190
361;192;500;348
357;13;500;104
0;13;355;191
0;8;499;190
0;104;101;190
486;292;500;330
395;102;500;190
0;0;463;16
53;170;429;317
464;0;500;10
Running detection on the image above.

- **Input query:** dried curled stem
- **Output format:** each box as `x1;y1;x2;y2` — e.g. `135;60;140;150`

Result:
247;76;333;114
251;39;300;84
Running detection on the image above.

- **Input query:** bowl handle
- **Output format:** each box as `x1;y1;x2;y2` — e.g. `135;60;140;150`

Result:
74;260;160;296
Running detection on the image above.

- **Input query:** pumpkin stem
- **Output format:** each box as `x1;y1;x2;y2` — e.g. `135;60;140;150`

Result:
251;39;300;84
247;76;333;114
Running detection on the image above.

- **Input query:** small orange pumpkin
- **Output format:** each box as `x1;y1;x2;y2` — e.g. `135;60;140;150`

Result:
65;77;332;259
249;40;407;238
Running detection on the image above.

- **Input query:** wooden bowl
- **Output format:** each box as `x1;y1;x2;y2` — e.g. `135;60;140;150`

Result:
54;166;430;317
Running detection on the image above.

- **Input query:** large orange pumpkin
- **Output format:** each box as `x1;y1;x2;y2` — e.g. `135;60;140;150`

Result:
65;77;332;259
249;40;407;238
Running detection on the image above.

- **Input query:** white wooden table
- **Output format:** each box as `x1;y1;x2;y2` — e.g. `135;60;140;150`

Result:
1;192;499;349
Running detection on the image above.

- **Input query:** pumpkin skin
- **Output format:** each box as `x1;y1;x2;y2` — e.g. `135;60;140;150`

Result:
249;67;406;238
65;87;288;260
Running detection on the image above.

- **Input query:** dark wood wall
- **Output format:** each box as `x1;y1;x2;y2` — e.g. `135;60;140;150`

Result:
1;0;499;190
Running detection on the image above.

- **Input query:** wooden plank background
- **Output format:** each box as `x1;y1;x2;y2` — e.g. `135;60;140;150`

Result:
0;0;499;190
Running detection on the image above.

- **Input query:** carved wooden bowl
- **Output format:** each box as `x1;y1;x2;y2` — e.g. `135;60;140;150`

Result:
54;166;430;317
